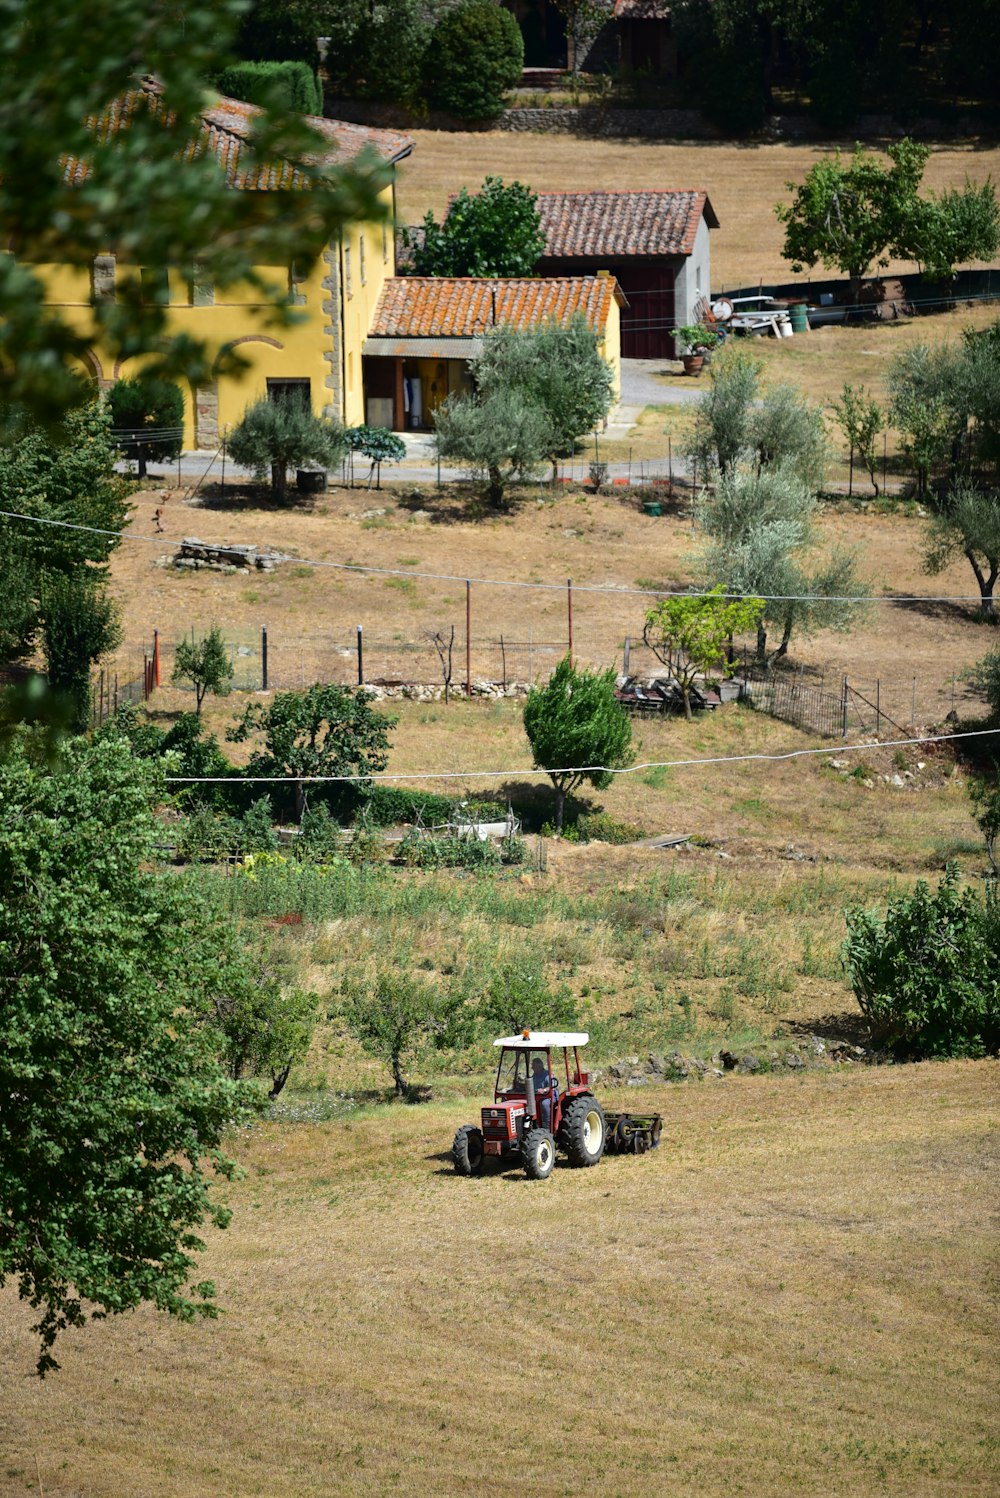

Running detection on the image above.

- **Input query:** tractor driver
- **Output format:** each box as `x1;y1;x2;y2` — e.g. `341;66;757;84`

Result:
531;1055;558;1131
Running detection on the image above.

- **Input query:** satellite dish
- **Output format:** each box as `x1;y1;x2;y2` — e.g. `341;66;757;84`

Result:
711;298;734;322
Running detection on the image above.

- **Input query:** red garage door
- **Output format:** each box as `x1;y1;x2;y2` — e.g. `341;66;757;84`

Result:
618;265;676;359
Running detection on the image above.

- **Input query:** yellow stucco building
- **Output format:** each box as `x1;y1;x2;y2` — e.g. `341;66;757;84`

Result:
24;84;413;449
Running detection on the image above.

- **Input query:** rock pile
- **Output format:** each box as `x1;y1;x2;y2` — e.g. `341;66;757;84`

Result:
591;1036;876;1086
362;680;530;702
171;537;284;573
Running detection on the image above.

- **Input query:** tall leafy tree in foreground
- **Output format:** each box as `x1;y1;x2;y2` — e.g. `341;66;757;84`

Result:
403;177;545;278
0;0;392;426
523;657;632;833
0;733;260;1375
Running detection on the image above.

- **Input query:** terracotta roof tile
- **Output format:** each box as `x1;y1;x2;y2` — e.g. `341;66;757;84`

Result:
536;190;717;259
369;277;624;338
64;78;412;191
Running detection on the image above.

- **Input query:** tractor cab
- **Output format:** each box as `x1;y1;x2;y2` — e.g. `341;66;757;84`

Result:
452;1027;663;1182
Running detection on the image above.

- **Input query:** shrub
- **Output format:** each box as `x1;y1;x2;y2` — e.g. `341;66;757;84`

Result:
424;0;523;121
217;60;322;115
843;866;1000;1057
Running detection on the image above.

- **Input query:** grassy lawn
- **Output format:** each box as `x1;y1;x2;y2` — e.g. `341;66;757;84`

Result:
3;1061;997;1496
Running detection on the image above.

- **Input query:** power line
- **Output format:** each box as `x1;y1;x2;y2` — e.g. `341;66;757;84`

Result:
164;727;998;785
1;506;993;607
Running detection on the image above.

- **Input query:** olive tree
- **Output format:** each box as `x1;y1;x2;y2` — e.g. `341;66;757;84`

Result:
433;385;550;509
925;482;1000;619
697;465;868;665
523;657;632;833
689;348;827;490
227;400;348;503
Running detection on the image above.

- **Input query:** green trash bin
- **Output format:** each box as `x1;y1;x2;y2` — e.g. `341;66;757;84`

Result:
790;302;809;333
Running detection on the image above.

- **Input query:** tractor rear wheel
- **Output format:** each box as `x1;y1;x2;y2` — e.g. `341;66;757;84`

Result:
522;1127;556;1180
560;1094;606;1167
453;1124;485;1176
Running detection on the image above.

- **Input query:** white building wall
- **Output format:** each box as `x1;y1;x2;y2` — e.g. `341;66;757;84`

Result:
673;215;714;327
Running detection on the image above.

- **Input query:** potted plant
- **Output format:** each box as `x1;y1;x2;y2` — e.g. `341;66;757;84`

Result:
675;324;719;376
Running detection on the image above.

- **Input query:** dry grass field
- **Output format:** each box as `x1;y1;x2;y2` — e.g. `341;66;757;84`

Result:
3;1062;997;1497
395;133;1000;291
6;133;998;1498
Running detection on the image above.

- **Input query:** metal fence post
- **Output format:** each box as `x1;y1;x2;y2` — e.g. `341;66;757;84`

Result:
152;630;160;689
841;674;849;738
261;625;269;691
567;578;573;664
357;625;364;687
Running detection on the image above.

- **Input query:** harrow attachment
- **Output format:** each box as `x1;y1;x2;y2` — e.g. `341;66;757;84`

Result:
603;1111;662;1156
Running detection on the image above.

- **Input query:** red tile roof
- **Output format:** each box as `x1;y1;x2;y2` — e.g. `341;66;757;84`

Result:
64;78;412;190
536;190;718;259
369;277;624;338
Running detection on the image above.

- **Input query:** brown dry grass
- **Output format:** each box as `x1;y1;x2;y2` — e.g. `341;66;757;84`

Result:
115;478;991;724
395;133;1000;291
3;1062;997;1497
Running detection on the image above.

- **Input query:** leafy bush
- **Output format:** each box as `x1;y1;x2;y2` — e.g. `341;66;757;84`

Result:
843;866;1000;1057
404;176;544;278
364;785;505;826
218;60;322;114
424;0;523;121
564;812;646;845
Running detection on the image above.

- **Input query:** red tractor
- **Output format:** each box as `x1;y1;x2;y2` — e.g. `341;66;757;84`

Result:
452;1029;662;1181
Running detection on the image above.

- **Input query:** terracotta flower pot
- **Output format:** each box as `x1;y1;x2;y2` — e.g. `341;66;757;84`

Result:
681;353;705;376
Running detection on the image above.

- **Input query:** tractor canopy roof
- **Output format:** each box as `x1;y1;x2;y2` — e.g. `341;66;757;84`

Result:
493;1031;589;1049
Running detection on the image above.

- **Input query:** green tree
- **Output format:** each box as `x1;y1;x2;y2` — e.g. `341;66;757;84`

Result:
210;930;318;1099
227;399;348;503
689;347;827;490
965;645;1000;720
894;178;1000;282
234;0;326;66
433;385;551;509
0;733;260;1375
522;657;632;834
697;465;868;665
346;424;406;489
227;682;395;822
775;140;930;298
106;375;184;479
0;0;391;426
404;177;545;278
341;964;462;1097
423;0;523;121
39;572;122;731
843;866;1000;1058
643;587;765;720
887;343;962;499
967;767;1000;875
472;317;615;479
832;382;884;496
172;626;236;714
924;482;1000;619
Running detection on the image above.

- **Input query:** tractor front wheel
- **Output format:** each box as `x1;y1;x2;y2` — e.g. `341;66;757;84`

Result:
560;1094;606;1167
453;1124;485;1177
522;1127;556;1180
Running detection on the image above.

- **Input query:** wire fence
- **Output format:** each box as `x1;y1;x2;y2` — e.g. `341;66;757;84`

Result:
94;621;978;739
